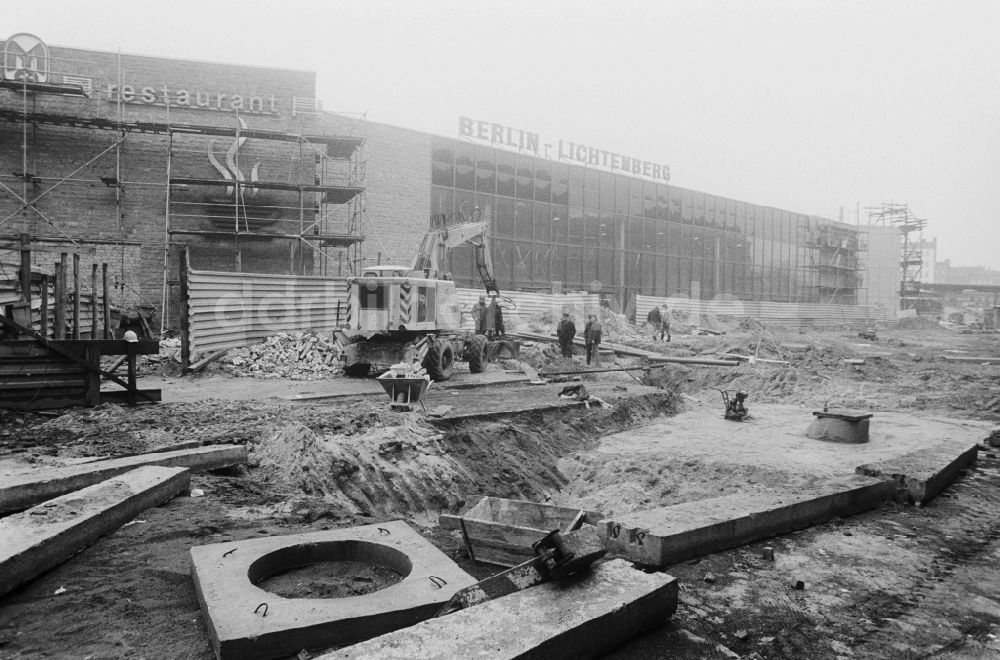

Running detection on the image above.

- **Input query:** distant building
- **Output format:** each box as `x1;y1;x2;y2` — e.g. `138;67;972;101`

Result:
916;237;937;283
935;260;1000;286
0;31;905;327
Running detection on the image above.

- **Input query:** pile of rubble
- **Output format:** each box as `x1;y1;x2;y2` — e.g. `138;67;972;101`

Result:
221;331;342;380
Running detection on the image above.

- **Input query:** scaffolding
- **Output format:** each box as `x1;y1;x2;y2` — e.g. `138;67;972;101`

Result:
799;217;862;305
866;203;926;310
0;48;367;332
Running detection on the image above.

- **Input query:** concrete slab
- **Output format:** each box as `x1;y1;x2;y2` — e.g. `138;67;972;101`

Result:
856;442;980;504
190;520;477;660
0;465;189;597
577;404;991;484
319;559;678;660
0;445;245;514
598;476;896;567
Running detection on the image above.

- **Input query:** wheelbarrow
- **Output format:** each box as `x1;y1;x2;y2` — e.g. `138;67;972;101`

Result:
377;374;431;412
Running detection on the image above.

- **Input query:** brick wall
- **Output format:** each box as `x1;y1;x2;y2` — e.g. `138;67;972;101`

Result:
323;115;433;268
0;39;342;330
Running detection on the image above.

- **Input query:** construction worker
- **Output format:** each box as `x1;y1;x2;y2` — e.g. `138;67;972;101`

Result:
557;311;576;358
585;313;603;366
485;294;504;338
472;295;488;335
646;305;662;339
660;303;671;342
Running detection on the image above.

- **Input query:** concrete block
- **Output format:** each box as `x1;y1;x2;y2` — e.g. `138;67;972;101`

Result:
856;442;979;504
0;465;189;597
190;520;477;660
0;445;246;514
599;477;896;567
320;559;678;660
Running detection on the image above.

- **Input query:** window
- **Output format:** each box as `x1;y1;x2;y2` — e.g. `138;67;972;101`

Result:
358;283;386;310
669;186;682;223
515;201;533;238
644;182;657;219
600;173;616;212
417;286;435;322
552;211;568;244
534;162;552;203
585;169;600;210
431;187;453;222
568;207;585;243
656;185;669;220
455;142;475;191
515;155;534;199
568;166;584;208
534;204;551;243
496;151;515;197
431;139;455;187
495;197;515;238
551;163;569;205
475;148;495;194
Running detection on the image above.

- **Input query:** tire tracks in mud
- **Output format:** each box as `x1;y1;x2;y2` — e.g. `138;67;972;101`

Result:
849;451;1000;658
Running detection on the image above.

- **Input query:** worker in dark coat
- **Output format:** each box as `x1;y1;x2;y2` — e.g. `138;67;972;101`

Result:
489;296;504;338
472;296;488;334
557;311;576;358
646;305;662;339
584;313;603;366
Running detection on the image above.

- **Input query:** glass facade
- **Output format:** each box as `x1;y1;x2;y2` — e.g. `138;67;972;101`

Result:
431;137;854;304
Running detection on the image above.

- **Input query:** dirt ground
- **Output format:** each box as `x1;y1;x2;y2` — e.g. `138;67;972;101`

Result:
1;320;998;659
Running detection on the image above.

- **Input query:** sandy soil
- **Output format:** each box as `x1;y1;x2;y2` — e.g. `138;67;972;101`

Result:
0;321;998;658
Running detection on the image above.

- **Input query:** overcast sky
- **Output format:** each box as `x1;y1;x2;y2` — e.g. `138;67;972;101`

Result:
6;0;999;269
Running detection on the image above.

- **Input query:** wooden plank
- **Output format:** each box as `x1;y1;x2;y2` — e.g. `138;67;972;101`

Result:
19;234;30;311
0;320;157;403
72;254;80;340
0;445;246;514
0;466;190;597
101;389;162;404
54;255;66;340
39;273;48;338
84;343;101;406
0;378;87;391
0;339;158;356
102;262;111;339
179;248;190;370
90;263;98;339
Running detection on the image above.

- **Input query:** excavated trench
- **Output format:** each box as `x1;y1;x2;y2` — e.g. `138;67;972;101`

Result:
244;389;680;522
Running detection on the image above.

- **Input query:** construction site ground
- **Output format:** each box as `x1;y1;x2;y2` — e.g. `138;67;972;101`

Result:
1;319;999;659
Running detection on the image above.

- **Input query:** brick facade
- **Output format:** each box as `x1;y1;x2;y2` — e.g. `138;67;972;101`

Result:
0;36;357;329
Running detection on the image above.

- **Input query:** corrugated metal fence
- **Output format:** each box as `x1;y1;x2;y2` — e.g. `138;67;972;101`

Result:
186;269;348;357
636;295;897;329
454;288;601;330
185;266;899;357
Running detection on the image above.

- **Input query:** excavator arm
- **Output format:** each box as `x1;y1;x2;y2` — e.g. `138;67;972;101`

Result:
410;220;489;278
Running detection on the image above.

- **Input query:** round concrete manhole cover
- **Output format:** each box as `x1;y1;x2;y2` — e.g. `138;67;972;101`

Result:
249;540;411;599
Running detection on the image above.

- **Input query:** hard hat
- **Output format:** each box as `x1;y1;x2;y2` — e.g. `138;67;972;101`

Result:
123;330;138;343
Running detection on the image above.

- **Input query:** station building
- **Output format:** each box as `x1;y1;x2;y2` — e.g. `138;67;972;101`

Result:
0;32;897;328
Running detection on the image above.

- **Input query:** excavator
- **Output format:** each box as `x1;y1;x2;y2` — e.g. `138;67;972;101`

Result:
337;210;518;380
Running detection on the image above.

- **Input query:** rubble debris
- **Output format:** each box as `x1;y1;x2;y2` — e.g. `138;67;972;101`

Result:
221;331;342;380
762;546;775;561
0;466;189;597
